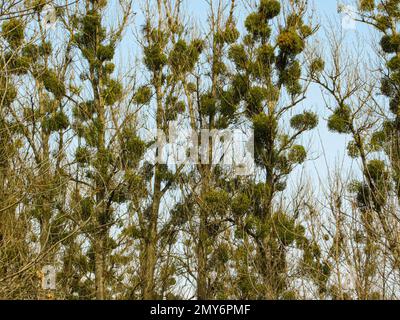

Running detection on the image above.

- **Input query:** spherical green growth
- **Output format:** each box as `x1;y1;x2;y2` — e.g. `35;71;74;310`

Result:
31;0;47;12
280;61;302;95
389;96;399;114
103;79;123;105
290;111;318;131
75;146;91;165
348;179;363;194
123;225;142;239
228;44;248;70
42;69;66;99
288;145;307;164
231;193;250;217
287;82;302;96
168;38;203;74
80;197;94;220
73;101;96;121
2;19;24;48
104;62;115;75
214;244;230;264
286;13;301;28
22;44;40;59
155;164;174;183
200;93;217;116
43;96;57;113
245;12;271;40
299;25;313;38
175;101;186;113
223;25;240;44
380;34;400;53
275;180;287;191
91;0;108;8
39;41;52;56
277;30;304;54
43;111;69;133
232;74;249;99
6;54;30;75
0;83;17;107
327;105;352;134
144;44;167;72
310;57;325;74
381;77;394;97
370;131;385;151
387;55;400;70
97;44;114;61
256;44;275;66
270;211;298;246
253;112;277;150
203;188;229;216
359;0;375;12
367;159;388;182
375;15;391;31
79;11;104;43
165;107;178;121
120;128;146;168
187;82;197;92
258;0;281;19
246;86;266;115
96;149;114;169
133;86;152;104
189;39;204;57
220;89;238;118
347;141;360;158
169;39;188;73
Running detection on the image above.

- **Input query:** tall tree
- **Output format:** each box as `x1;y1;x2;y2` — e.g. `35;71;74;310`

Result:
227;0;327;298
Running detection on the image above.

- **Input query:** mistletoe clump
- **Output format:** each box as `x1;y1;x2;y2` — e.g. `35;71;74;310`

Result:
327;104;352;134
259;0;281;19
169;39;203;75
0;81;17;107
350;160;390;210
246;86;267;115
310;57;325;75
279;60;302;95
73;101;96;121
119;127;146;169
2;19;24;49
245;13;272;41
41;69;66;99
359;0;375;11
200;92;217;116
42;111;69;133
75;147;92;165
288;145;307;164
228;44;248;70
102;79;123;105
277;30;304;55
144;43;167;72
380;34;400;53
134;86;152;105
290;111;318;131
